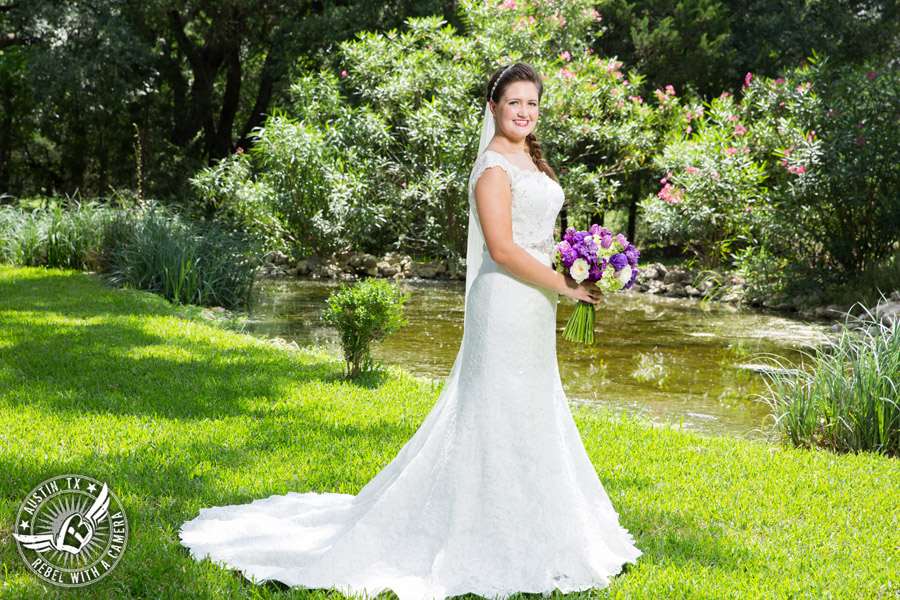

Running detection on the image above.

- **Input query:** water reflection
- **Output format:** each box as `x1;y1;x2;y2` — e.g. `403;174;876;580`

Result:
245;277;830;441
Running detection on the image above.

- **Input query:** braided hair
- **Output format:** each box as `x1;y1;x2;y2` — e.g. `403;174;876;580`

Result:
485;62;558;183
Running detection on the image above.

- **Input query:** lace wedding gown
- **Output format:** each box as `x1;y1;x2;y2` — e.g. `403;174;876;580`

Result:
179;149;642;600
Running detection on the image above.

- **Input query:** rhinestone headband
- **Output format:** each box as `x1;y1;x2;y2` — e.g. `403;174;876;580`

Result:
489;65;512;102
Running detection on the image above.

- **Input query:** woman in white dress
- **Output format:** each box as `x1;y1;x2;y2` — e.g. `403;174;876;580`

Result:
179;61;643;600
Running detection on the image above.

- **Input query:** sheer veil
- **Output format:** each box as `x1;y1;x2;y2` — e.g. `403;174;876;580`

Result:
464;101;495;308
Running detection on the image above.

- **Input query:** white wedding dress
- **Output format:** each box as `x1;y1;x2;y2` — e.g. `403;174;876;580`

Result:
179;149;643;600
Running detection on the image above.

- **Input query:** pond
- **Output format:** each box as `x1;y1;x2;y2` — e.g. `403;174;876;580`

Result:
242;277;831;442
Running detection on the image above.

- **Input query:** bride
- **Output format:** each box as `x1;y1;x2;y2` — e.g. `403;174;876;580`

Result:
179;61;643;600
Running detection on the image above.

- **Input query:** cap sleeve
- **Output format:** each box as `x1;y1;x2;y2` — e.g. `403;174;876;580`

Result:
468;151;515;203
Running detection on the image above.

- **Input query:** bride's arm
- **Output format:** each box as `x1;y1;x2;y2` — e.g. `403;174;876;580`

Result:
474;167;601;306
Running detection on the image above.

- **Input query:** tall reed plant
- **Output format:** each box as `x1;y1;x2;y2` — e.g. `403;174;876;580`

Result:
0;200;260;310
103;202;260;309
758;303;900;456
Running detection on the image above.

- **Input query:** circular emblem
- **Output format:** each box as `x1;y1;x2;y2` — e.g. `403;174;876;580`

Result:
12;474;128;587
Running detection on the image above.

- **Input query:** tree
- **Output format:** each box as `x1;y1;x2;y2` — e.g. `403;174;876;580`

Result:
0;0;457;199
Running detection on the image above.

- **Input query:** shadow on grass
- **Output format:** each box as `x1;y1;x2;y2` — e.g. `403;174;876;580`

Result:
0;269;399;420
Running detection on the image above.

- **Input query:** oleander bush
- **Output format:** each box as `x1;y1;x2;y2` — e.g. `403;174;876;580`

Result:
640;55;900;298
189;0;667;260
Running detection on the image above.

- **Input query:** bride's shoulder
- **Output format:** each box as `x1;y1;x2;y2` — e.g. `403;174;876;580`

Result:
469;150;513;188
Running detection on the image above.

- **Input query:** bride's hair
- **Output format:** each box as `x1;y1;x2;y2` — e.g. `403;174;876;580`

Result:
486;62;558;183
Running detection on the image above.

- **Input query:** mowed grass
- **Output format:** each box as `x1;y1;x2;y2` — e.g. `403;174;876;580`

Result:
1;265;899;600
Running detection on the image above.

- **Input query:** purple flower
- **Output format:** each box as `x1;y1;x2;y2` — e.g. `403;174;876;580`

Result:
588;223;601;236
615;233;628;247
557;240;571;254
624;245;639;267
625;267;638;289
600;234;614;249
589;263;603;280
609;253;627;271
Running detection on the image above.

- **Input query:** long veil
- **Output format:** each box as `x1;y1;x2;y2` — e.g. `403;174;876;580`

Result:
464;101;494;310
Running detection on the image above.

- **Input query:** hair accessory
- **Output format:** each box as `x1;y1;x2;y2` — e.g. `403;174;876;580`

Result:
489;65;512;102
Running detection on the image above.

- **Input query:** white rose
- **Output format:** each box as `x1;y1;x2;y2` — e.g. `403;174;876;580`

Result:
614;264;633;287
569;258;590;283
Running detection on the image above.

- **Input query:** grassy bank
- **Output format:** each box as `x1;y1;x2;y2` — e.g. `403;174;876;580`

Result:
1;265;899;600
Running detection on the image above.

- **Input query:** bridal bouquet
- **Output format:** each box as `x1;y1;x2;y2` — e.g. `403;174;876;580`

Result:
556;225;640;344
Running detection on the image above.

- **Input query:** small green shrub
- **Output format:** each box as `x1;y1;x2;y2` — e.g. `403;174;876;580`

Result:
321;277;409;379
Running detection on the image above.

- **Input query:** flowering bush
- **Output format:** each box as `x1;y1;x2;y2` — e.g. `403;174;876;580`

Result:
640;54;900;291
192;0;663;258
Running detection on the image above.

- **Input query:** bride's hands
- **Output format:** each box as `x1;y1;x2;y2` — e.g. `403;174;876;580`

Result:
559;275;602;307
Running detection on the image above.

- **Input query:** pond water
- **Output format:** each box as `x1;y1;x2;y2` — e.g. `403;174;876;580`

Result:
243;277;831;441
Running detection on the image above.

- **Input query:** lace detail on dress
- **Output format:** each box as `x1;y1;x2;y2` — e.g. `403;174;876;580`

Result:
468;150;564;263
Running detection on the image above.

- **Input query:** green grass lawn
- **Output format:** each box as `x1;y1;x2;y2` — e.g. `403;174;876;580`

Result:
1;265;899;600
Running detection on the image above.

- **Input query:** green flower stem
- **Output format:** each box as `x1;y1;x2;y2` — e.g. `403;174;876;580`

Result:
562;301;595;344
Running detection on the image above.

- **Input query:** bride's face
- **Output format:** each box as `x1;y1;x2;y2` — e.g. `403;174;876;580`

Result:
491;81;540;141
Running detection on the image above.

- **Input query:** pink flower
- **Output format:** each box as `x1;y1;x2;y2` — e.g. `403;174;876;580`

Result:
341;70;347;78
720;91;731;98
665;85;675;95
726;147;738;155
828;109;834;116
559;67;575;80
657;182;684;204
745;72;753;86
857;122;863;128
729;115;739;121
866;71;878;79
236;147;244;154
401;182;407;188
781;161;788;166
628;95;643;104
733;124;747;136
775;78;784;84
502;0;516;8
685;125;692;134
560;51;571;61
685;166;700;174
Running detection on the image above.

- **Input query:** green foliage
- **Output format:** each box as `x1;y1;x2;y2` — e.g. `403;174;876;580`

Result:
0;198;116;270
640;56;900;296
639;91;768;268
596;0;733;96
595;0;900;96
0;0;455;199
0;200;260;309
195;1;662;258
102;203;260;310
321;277;409;379
759;305;900;456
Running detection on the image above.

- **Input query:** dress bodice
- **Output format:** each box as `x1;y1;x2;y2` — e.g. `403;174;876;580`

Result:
467;150;565;262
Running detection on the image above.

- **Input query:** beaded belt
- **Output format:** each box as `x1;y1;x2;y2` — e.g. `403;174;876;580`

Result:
482;236;557;259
